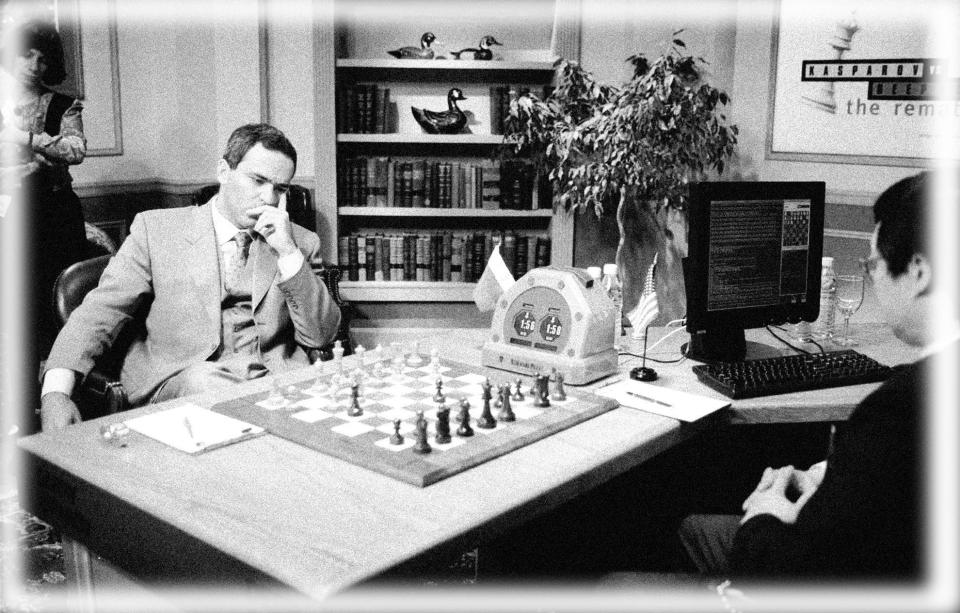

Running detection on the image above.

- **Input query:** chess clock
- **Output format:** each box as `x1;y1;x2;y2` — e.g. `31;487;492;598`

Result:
482;266;618;384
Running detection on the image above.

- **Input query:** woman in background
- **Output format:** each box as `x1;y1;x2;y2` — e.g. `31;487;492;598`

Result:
1;19;87;433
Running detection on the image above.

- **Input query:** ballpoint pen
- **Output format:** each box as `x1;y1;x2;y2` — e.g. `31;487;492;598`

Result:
625;390;673;408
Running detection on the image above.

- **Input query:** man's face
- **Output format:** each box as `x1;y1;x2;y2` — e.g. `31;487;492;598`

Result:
215;143;294;229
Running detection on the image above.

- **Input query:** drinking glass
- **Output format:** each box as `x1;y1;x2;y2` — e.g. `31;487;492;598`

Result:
835;274;864;346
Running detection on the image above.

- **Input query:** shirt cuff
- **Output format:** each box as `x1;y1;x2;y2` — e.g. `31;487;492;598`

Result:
276;250;305;281
41;368;79;398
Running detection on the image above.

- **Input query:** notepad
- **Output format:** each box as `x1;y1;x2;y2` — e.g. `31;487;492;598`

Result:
595;379;730;422
124;403;265;454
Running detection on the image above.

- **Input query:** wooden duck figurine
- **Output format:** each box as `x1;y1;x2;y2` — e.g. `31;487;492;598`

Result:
450;35;502;60
411;88;468;134
387;32;438;60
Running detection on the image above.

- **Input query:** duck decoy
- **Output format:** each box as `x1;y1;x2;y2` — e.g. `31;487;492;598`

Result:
387;32;438;60
450;35;502;60
411;88;468;134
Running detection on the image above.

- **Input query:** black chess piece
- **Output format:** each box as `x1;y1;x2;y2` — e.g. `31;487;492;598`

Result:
456;399;474;437
497;384;516;422
551;371;567;401
477;391;496;429
481;378;493;401
512;378;525;402
348;384;364;416
435;405;452;444
413;411;432;454
532;374;551;407
433;378;446;403
389;419;404;445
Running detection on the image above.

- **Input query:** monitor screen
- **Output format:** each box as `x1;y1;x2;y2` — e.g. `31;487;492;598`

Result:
684;181;825;362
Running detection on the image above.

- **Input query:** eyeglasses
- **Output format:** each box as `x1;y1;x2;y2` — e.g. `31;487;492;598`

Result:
859;255;882;278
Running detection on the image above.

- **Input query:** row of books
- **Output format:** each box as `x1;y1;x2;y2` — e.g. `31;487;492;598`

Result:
337;84;393;134
490;84;554;135
338;157;537;209
337;232;551;283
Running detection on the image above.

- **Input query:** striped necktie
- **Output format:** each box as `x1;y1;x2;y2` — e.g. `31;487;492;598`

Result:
226;231;252;290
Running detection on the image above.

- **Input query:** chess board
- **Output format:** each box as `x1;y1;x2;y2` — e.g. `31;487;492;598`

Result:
210;356;618;487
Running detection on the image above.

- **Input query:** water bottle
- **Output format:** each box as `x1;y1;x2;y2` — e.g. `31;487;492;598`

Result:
813;256;837;340
602;263;623;349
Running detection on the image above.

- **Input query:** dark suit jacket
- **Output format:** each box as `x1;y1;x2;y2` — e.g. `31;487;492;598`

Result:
730;351;935;581
45;203;341;405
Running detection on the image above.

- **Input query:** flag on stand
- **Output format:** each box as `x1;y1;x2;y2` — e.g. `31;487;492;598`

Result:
473;242;515;312
626;252;659;339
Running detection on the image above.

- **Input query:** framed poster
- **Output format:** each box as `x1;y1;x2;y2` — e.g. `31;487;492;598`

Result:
766;0;957;166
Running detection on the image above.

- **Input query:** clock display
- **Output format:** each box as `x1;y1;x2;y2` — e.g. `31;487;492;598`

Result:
513;310;537;337
539;314;563;342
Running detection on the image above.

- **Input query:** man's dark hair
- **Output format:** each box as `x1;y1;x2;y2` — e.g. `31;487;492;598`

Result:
873;171;930;277
222;123;297;174
2;20;68;86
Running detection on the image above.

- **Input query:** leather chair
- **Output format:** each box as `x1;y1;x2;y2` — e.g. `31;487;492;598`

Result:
51;255;130;419
192;183;354;358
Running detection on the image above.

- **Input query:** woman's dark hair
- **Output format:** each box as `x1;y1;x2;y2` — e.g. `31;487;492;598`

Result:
2;20;68;86
222;123;298;174
873;171;930;277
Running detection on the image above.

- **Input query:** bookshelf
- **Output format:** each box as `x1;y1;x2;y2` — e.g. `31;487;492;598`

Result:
313;14;574;304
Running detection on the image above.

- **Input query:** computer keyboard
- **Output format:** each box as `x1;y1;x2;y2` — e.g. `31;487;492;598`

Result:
691;349;893;399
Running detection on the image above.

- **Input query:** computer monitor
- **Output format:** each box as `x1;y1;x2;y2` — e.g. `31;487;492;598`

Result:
683;181;825;362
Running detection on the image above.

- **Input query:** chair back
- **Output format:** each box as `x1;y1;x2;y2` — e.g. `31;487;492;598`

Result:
192;184;316;231
53;255;112;325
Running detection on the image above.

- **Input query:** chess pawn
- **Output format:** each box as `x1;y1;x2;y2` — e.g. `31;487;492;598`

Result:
435;405;452;444
264;377;286;408
406;340;425;367
456;399;474;437
389;419;405;445
429;347;441;373
390;341;405;375
497;385;516;422
433;378;446;403
532;374;551;408
413;411;432;454
372;344;388;379
512;378;525;402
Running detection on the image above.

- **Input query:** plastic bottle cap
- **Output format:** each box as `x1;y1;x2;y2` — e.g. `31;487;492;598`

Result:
586;266;602;280
822;256;834;266
602;263;618;275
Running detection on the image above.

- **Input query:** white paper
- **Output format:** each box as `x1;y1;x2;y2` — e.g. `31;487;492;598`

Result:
124;403;264;454
595;379;730;422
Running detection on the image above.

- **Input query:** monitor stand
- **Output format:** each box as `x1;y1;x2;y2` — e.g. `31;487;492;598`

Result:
683;327;747;362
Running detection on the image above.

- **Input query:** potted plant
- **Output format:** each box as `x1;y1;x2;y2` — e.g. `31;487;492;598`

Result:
502;32;738;331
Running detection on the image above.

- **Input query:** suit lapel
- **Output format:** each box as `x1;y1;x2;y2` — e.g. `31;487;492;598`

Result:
186;204;223;324
251;235;278;311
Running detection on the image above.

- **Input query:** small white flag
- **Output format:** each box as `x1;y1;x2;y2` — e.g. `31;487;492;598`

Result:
473;242;515;312
626;252;659;337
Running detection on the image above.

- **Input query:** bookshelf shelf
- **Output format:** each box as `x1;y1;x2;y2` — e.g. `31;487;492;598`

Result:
337;133;506;145
336;58;555;72
340;281;477;302
338;207;554;218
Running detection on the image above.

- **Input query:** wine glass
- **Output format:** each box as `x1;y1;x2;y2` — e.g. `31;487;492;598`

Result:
835;274;864;346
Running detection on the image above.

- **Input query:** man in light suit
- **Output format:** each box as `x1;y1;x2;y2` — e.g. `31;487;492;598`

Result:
39;123;340;430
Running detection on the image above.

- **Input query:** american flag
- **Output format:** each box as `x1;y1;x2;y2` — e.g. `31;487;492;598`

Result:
626;252;659;337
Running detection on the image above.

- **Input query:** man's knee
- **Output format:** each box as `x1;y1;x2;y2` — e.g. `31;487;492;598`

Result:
154;362;242;402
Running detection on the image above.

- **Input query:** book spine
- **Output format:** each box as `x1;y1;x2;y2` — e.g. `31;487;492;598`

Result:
347;234;359;281
411;160;425;208
450;234;463;282
515;235;529;278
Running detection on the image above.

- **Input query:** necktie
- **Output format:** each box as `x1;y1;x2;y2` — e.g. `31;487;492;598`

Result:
226;231;252;290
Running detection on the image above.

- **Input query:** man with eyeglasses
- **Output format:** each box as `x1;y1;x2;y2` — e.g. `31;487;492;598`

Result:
39;124;341;429
677;171;957;582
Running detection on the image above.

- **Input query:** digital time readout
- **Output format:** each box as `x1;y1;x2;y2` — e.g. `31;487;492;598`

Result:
513;310;537;337
539;314;563;342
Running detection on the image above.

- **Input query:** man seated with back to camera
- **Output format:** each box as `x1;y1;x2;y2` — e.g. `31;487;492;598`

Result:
678;171;956;582
39;123;341;430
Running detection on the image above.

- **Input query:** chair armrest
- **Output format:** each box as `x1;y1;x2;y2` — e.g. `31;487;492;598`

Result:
312;263;354;360
75;369;129;421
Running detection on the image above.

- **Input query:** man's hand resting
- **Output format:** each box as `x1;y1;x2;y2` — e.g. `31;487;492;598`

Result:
740;465;817;525
40;392;82;430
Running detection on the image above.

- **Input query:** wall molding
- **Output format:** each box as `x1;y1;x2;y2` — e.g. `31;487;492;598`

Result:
826;189;877;208
73;176;317;198
824;229;872;241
